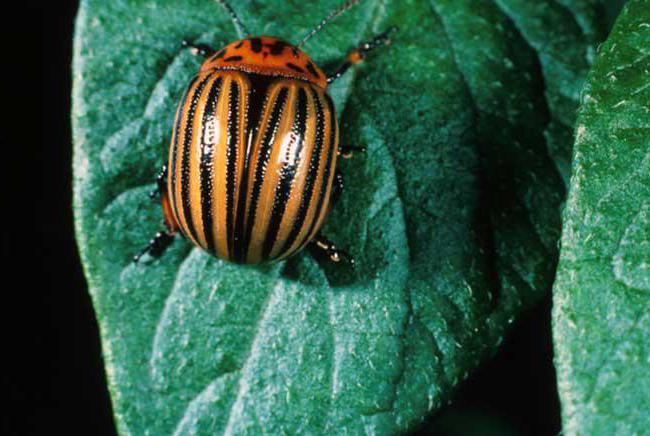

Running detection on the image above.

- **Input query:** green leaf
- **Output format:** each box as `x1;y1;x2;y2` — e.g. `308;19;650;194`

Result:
73;0;602;433
553;1;650;434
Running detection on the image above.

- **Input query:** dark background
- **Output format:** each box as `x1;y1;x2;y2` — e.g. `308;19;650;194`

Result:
9;1;616;434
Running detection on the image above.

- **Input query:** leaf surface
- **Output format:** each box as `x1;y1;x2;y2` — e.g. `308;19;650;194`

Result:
73;0;602;433
553;1;650;433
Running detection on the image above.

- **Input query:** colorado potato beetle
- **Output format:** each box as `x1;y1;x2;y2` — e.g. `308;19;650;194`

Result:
136;0;395;265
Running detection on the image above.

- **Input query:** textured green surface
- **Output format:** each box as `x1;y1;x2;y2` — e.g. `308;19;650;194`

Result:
553;1;650;434
72;0;602;434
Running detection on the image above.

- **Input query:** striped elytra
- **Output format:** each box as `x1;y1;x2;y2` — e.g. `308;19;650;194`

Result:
133;3;395;266
167;62;339;264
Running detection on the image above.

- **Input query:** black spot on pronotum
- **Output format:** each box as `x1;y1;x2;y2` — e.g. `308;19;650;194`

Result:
306;61;320;78
211;49;226;61
286;63;305;74
224;56;243;62
250;37;263;53
291;47;300;58
267;40;287;55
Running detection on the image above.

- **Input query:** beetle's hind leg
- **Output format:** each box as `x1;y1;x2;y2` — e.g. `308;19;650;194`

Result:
181;39;216;58
135;165;179;263
134;231;175;263
327;26;397;84
311;234;355;268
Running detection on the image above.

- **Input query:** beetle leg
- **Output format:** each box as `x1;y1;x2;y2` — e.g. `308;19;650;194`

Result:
326;26;397;84
181;40;216;58
149;165;168;200
335;170;345;194
137;165;180;263
331;170;345;203
338;145;366;159
311;234;355;268
148;164;180;235
133;231;175;263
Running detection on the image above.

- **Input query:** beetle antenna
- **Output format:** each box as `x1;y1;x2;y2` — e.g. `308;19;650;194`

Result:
297;0;362;48
214;0;249;39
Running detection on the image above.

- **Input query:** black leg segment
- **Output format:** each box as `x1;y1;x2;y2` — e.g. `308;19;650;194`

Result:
134;231;175;263
138;164;178;263
332;170;345;204
311;234;355;267
149;165;168;200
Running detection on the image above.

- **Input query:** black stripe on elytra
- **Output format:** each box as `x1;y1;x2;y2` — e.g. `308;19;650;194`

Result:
234;41;244;49
239;87;289;262
306;61;320;79
199;76;223;254
304;91;337;243
171;76;198;222
224;55;243;62
279;86;325;255
225;79;240;259
262;87;308;260
233;74;275;262
249;37;262;53
286;63;305;74
180;75;211;244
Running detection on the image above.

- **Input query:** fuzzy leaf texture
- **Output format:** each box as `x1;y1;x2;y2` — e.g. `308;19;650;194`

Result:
73;0;604;434
553;1;650;434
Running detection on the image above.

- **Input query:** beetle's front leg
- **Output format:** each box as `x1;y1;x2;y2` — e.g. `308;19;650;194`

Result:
327;26;397;84
136;165;179;263
181;39;216;58
311;234;354;268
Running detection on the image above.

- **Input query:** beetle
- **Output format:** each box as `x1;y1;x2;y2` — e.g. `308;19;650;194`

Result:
135;0;395;265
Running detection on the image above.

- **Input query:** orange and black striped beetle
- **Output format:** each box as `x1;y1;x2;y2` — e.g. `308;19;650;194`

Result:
136;0;395;265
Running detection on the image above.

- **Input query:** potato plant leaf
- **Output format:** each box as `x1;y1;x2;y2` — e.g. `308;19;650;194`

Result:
553;1;650;434
72;0;604;433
